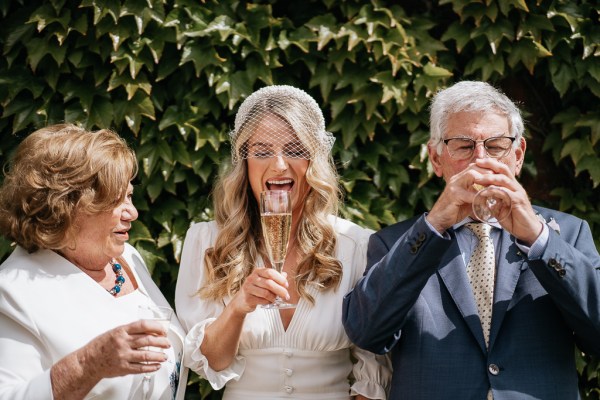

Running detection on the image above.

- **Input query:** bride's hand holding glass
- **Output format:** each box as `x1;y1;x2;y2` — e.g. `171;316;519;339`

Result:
239;267;290;311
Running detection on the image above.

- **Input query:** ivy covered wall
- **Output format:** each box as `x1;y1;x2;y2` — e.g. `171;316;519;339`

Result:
0;0;598;398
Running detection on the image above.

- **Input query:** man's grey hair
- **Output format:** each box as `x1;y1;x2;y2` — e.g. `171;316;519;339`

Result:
429;81;525;154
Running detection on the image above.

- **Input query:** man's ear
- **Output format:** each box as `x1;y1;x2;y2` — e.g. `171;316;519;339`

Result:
428;141;444;178
514;137;526;176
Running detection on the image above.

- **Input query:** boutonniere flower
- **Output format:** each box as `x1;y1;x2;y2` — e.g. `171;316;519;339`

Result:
547;217;561;234
536;213;561;235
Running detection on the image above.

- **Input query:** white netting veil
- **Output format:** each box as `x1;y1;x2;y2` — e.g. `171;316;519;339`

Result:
229;85;335;165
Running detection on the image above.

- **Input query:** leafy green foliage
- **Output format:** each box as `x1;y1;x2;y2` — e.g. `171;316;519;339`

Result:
0;0;598;398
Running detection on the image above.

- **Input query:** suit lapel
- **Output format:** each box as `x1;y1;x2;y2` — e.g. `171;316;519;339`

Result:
488;229;526;349
438;230;487;353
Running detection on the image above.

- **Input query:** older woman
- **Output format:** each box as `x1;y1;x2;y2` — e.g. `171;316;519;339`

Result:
0;124;188;400
175;85;390;399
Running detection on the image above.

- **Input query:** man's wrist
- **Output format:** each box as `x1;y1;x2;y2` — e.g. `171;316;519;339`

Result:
517;222;549;259
424;213;447;237
520;220;544;247
424;213;446;238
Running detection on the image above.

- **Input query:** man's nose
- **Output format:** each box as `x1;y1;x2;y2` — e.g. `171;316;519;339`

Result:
473;141;487;158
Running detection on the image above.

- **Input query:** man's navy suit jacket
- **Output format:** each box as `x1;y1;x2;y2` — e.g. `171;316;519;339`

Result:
343;206;600;400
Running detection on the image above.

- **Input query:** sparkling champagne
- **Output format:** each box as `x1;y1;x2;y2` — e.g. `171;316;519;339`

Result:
259;190;296;309
261;212;292;271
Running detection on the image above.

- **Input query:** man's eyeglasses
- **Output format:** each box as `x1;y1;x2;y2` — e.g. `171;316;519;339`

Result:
442;136;516;160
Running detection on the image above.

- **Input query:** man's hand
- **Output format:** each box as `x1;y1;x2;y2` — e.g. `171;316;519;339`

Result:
426;162;486;233
426;158;543;245
473;158;543;245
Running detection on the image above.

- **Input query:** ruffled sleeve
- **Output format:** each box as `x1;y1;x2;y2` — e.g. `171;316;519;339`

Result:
349;345;391;399
175;222;247;389
339;218;391;398
183;317;246;389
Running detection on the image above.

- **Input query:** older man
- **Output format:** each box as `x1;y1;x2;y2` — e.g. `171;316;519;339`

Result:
342;81;600;399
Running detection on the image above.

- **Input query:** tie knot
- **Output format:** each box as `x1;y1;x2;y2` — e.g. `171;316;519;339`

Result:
466;222;491;239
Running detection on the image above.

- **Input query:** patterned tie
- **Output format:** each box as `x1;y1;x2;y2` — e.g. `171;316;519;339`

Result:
466;222;495;348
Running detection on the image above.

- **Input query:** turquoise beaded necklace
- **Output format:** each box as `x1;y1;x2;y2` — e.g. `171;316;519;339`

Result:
107;259;126;296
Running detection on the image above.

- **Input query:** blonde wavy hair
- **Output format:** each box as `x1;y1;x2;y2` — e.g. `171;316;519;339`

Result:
0;124;137;253
201;86;342;304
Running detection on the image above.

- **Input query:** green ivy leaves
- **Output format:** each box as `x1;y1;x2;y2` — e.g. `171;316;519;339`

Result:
0;1;599;397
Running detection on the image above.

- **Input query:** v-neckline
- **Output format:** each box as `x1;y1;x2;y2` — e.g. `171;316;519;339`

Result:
276;296;300;333
273;282;319;333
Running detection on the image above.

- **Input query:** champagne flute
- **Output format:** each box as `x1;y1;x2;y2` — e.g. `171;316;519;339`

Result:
472;184;512;223
259;190;296;309
138;305;172;400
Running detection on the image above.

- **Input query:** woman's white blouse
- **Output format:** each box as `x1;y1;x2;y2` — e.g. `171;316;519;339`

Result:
175;216;390;400
0;244;188;400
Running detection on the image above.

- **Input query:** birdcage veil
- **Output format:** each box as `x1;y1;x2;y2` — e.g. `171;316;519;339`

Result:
229;85;335;165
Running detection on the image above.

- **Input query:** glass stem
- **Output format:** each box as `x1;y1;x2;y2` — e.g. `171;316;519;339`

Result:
272;261;284;274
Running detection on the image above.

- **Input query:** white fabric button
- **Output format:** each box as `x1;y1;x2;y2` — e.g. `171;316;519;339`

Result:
284;368;293;376
284;385;293;393
283;350;293;358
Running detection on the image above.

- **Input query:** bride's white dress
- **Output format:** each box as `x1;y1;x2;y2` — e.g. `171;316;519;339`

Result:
175;217;390;399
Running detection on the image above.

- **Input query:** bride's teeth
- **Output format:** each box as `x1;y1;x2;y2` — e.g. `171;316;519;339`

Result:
268;179;292;185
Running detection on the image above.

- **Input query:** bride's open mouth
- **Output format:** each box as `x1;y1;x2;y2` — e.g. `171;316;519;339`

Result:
266;179;294;192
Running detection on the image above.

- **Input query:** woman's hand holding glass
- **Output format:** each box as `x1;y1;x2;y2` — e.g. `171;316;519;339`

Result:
233;267;291;313
49;319;170;400
228;193;293;312
72;320;169;381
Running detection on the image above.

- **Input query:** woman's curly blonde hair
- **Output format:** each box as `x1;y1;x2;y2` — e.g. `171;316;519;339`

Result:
200;86;342;304
0;124;137;253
